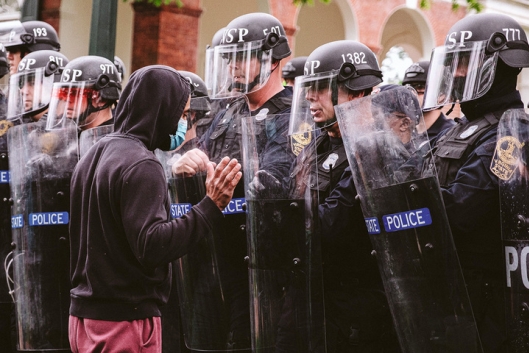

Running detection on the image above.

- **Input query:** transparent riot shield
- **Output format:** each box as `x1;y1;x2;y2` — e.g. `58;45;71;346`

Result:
156;97;252;352
241;112;325;352
491;109;529;352
7;120;78;351
335;87;482;353
79;124;114;157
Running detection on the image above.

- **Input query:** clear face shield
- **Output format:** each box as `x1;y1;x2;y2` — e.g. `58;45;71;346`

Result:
290;71;338;134
210;39;273;99
7;68;55;122
423;39;499;110
46;81;100;130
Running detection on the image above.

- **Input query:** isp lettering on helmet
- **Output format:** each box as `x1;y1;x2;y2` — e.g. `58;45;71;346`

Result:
263;26;282;36
446;30;473;49
222;28;249;44
49;55;64;67
305;60;320;75
341;52;367;65
502;28;521;41
100;64;115;75
8;29;16;42
505;245;529;289
18;58;36;71
62;69;83;82
33;27;48;37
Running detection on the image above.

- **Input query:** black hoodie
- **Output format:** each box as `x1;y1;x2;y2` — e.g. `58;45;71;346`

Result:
69;66;224;321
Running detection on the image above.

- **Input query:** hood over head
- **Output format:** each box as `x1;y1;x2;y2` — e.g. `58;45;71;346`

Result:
114;65;190;150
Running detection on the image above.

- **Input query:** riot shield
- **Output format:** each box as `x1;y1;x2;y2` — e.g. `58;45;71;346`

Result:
241;112;324;352
7;120;78;351
491;109;529;352
156;97;253;352
79;124;114;157
335;87;482;353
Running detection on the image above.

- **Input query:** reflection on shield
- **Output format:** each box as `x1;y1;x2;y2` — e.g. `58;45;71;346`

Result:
494;109;529;351
241;112;325;352
7;120;78;351
335;88;482;353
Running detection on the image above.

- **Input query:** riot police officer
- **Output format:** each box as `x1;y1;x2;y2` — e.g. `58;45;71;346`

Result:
288;40;400;352
282;56;307;86
46;55;121;132
3;20;60;75
422;13;529;352
172;12;293;352
7;50;68;124
401;60;454;140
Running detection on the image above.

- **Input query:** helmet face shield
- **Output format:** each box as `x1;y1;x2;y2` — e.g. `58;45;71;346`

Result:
7;67;55;121
423;39;498;109
210;39;273;99
290;71;337;133
46;81;98;130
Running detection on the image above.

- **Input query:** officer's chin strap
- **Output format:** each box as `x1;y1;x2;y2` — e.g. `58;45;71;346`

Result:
77;96;113;130
445;103;455;116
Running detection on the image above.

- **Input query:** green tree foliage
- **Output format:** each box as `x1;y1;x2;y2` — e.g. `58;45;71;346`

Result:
126;0;482;12
297;0;482;12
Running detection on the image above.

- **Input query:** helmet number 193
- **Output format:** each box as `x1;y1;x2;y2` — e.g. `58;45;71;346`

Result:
342;52;367;65
33;28;48;37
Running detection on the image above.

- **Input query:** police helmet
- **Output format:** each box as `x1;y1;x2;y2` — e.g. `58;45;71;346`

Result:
220;12;291;60
46;56;121;129
7;50;68;121
402;61;429;85
210;13;291;98
291;40;382;130
178;70;211;113
4;20;60;53
424;13;529;109
304;40;382;91
282;56;308;80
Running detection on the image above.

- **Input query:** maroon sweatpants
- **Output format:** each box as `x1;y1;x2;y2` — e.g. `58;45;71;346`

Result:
69;315;162;353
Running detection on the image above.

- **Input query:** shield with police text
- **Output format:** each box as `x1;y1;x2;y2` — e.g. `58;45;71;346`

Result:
156;97;256;351
335;87;482;353
241;111;324;352
79;124;114;157
491;108;529;352
7;119;78;351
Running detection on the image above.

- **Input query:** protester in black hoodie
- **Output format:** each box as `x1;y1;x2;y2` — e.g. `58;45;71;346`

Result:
68;65;242;352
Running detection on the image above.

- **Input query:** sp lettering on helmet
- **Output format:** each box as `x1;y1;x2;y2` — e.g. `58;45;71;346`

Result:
18;58;36;71
222;28;249;44
446;31;473;49
262;26;283;37
305;60;320;75
185;76;200;90
32;27;48;37
62;69;83;82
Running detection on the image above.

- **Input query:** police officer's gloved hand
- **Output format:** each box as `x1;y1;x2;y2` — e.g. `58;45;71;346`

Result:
248;170;284;199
